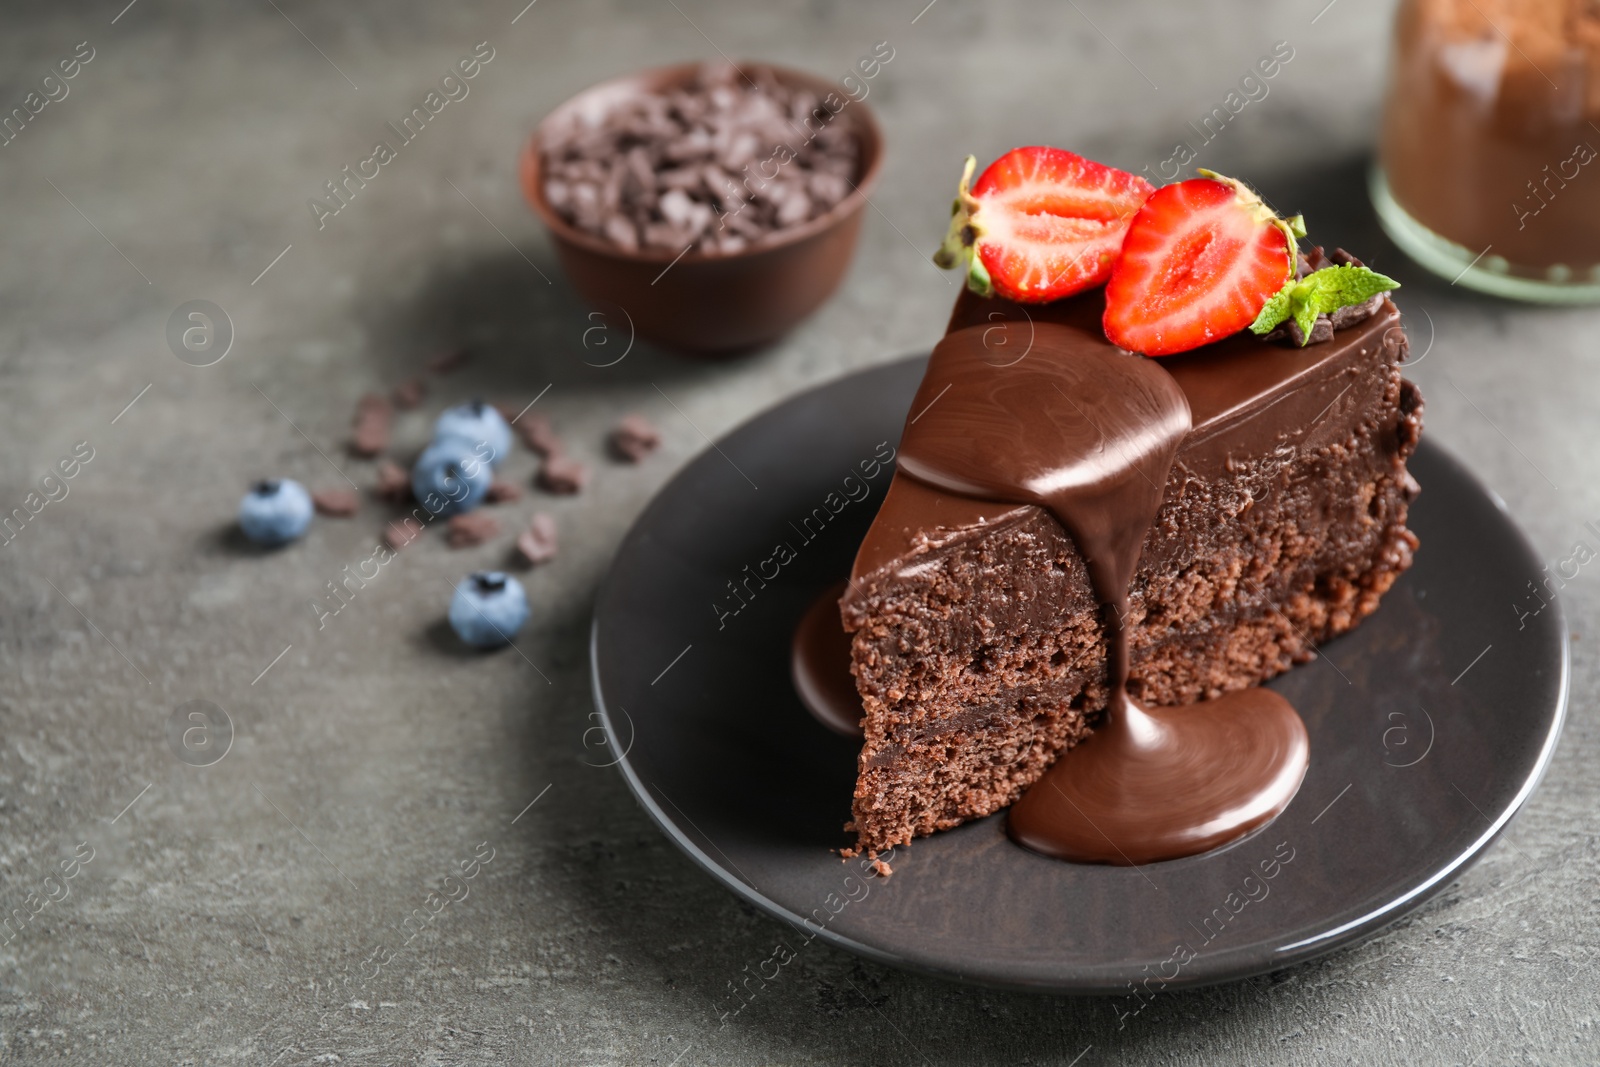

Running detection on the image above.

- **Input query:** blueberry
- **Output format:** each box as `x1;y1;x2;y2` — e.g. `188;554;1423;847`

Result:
412;436;493;516
238;479;313;546
434;401;511;468
449;571;530;648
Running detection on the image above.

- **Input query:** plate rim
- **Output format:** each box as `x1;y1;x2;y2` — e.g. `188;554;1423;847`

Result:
589;354;1571;995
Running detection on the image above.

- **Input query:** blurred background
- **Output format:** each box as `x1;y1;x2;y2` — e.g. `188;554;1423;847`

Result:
0;0;1595;1064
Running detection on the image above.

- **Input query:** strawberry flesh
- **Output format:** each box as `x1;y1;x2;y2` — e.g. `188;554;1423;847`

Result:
937;147;1153;303
1102;177;1295;357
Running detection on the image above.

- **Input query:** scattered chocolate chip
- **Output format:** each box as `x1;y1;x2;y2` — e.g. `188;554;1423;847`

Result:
1330;247;1365;268
350;393;392;457
427;348;470;375
514;411;563;458
447;512;501;548
516;513;559;566
609;414;661;462
391;378;427;410
537;454;588;494
486;479;523;504
373;460;412;504
540;63;861;256
384;517;424;550
312;488;360;517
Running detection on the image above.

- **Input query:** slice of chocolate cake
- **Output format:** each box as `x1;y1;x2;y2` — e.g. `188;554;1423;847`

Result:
840;276;1423;855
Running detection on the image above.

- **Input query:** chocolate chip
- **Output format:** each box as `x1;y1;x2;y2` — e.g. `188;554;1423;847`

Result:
610;414;661;462
537;454;588;494
350;393;392;457
373;460;411;504
486;479;523;504
540;63;861;256
447;512;501;548
1329;292;1386;330
384;517;423;550
1268;315;1335;347
427;348;470;375
312;488;360;517
515;513;559;566
513;411;563;458
391;378;426;410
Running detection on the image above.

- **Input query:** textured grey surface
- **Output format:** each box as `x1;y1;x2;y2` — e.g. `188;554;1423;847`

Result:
0;1;1594;1064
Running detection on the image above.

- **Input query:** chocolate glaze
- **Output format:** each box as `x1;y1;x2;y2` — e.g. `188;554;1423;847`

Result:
893;317;1311;865
852;288;1405;585
791;581;865;738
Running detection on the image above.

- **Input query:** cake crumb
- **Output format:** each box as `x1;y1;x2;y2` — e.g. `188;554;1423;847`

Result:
870;858;894;878
312;488;359;517
447;512;501;548
516;513;559;566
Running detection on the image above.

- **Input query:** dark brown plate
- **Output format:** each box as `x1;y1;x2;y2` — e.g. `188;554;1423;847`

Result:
589;355;1568;993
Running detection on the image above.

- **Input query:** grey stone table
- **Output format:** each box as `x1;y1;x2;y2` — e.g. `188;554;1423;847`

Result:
0;1;1594;1063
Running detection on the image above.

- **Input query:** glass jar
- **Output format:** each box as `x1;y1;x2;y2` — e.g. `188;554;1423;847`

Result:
1372;0;1600;302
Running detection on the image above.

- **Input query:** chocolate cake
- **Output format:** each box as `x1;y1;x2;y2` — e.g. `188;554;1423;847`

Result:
838;265;1423;856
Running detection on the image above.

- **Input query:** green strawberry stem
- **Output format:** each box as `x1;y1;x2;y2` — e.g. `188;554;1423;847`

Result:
931;155;992;296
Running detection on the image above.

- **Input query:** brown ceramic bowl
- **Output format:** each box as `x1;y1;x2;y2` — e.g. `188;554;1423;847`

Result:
520;62;885;354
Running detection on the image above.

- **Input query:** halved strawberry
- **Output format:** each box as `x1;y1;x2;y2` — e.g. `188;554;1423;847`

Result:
1102;172;1303;357
933;147;1154;303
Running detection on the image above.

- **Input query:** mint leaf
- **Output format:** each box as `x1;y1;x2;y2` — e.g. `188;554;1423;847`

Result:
1250;278;1297;335
1252;265;1400;346
1291;294;1320;343
1306;264;1400;317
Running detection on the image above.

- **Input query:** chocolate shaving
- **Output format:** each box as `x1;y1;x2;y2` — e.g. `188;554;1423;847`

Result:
515;512;559;565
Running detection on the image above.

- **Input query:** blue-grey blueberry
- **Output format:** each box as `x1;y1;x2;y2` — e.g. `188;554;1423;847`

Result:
434;401;511;468
449;571;530;648
238;479;313;545
412;436;493;516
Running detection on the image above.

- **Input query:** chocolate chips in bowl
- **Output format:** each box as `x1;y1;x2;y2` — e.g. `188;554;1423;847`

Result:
521;61;884;353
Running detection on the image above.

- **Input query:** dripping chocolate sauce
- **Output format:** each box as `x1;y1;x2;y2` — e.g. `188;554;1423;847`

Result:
791;580;866;738
794;321;1309;865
